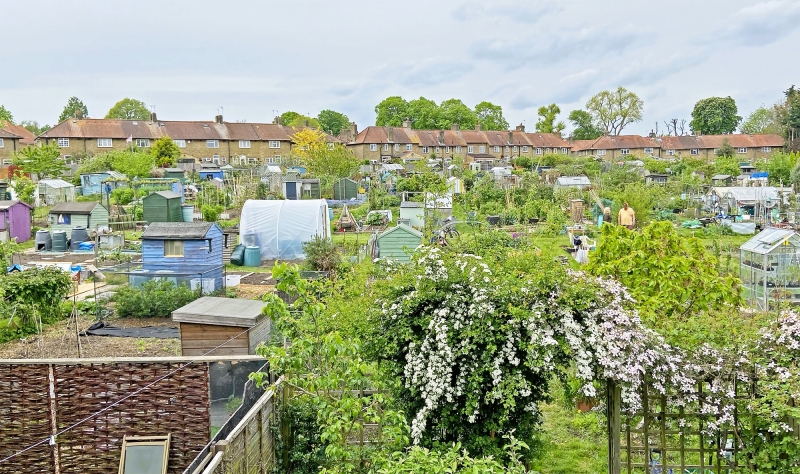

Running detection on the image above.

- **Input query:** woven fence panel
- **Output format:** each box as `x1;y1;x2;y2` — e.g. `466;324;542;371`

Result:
54;362;210;474
0;364;53;473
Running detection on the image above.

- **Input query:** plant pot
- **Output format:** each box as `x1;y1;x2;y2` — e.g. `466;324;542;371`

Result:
528;218;540;224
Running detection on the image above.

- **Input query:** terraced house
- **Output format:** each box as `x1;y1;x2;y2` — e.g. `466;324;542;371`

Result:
0;121;37;164
37;114;339;166
658;134;784;160
571;135;662;160
343;122;571;170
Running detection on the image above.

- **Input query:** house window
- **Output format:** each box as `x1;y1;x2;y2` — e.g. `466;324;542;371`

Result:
762;147;772;153
57;138;69;147
597;149;607;156
97;138;113;148
250;157;260;164
536;148;542;155
405;144;412;151
468;146;474;153
384;144;389;151
135;138;150;148
206;140;219;148
620;148;630;155
562;147;568;154
690;149;699;155
2;159;11;165
666;149;675;156
522;146;528;152
493;146;500;153
505;146;510;153
212;154;220;164
644;147;654;154
422;146;429;153
173;139;186;148
269;141;281;148
394;144;399;151
0;138;3;148
436;147;440;153
479;146;486;153
370;144;377;151
545;148;552;154
446;146;451;153
239;140;251;148
456;146;462;153
119;435;171;474
164;240;184;257
738;147;747;154
274;155;281;163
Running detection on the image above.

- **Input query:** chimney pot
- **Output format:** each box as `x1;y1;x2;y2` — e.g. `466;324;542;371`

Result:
215;114;223;124
274;116;283;125
507;131;513;144
150;112;157;122
350;122;357;137
515;123;525;132
438;130;445;144
387;126;395;143
475;122;482;131
450;123;460;131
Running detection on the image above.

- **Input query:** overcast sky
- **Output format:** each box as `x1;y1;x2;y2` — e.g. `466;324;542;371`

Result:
2;0;798;135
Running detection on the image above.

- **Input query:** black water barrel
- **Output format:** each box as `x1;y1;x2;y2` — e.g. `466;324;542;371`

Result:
35;230;52;251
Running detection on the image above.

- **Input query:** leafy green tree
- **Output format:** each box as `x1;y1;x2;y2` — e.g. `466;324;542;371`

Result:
407;97;440;129
740;106;780;134
438;98;477;129
0;105;13;123
282;111;320;129
763;151;798;185
585;87;643;135
105;98;150;120
375;96;410;127
713;155;740;177
535;103;565;133
150;136;181;167
19;120;50;136
58;96;89;122
715;137;736;158
316;109;350;135
12;144;67;179
778;85;800;152
291;128;359;193
78;149;154;178
689;96;742;135
588;222;741;322
567;110;604;139
474;101;509;130
10;174;37;205
279;111;301;125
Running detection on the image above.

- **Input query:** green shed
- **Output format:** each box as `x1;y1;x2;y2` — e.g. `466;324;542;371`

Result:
376;224;422;263
164;168;187;183
142;190;182;224
49;201;110;234
300;179;321;199
333;178;359;200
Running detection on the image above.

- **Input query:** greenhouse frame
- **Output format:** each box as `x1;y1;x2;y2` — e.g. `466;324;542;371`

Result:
740;227;800;310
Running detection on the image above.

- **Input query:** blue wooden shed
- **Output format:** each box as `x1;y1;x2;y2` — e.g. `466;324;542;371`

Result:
79;171;127;196
140;222;224;293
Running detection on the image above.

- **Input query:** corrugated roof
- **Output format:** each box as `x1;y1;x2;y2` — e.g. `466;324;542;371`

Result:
49;202;101;214
38;179;75;188
555;176;591;186
142;222;214;240
740;228;800;255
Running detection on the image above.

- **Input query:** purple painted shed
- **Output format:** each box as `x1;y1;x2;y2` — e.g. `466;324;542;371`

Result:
0;200;33;243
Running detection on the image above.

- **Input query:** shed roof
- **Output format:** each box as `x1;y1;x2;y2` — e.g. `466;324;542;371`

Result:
171;296;267;327
379;223;423;238
711;186;785;203
400;201;424;208
38;179;74;188
144;190;181;199
555;176;591;186
49;202;101;214
142;222;215;240
0;200;32;210
711;174;732;180
740;228;800;255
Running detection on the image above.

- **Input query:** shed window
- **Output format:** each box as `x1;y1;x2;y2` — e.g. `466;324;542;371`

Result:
118;435;170;474
164;240;184;257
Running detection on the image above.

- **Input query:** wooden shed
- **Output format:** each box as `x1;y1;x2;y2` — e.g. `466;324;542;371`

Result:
0;200;33;243
49;201;109;233
333;178;359;200
164;168;187;183
300;178;321;199
142;190;182;223
172;296;270;356
141;222;224;291
376;224;422;263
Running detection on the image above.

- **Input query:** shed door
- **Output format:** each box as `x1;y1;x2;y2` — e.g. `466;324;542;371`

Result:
285;182;297;200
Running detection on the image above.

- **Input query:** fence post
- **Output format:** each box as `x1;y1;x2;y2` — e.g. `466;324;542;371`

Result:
48;364;61;474
607;380;621;474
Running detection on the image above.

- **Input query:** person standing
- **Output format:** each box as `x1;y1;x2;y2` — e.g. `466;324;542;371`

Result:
618;202;636;230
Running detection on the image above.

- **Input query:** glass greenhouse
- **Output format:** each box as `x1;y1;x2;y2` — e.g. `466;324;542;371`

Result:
740;227;800;310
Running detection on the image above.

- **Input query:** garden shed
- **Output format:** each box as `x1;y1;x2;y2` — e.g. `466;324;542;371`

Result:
333;178;359;200
447;176;464;194
164;168;187;182
300;178;321;199
740;228;800;310
0;200;33;243
554;176;591;192
199;166;224;181
79;171;126;195
399;201;425;229
142;190;182;223
376;224;422;263
38;179;76;205
239;199;330;260
172;296;270;356
141;222;224;292
49;201;109;234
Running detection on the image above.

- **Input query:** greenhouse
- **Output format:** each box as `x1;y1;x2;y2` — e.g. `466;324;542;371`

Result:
238;199;330;260
739;227;800;310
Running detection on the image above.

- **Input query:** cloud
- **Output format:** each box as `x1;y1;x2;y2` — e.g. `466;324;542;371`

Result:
398;59;474;88
715;0;800;46
614;52;706;87
452;1;562;24
509;68;599;110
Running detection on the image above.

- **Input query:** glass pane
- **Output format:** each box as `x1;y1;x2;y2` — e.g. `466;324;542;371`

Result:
123;444;166;474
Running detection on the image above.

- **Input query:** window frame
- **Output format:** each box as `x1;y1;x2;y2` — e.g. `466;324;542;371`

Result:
274;155;281;163
57;138;70;148
384;144;389;151
493;146;500;153
690;148;699;155
479;146;486;153
422;146;429;154
406;144;412;151
118;435;171;474
394;144;399;151
238;140;251;149
644;147;654;154
163;240;184;257
597;149;607;156
446;146;451;153
269;140;281;149
369;144;377;151
761;146;772;153
0;138;3;148
206;139;219;149
737;147;747;154
536;148;542;155
620;148;630;155
135;138;150;148
467;146;474;153
173;139;186;148
666;149;675;156
456;146;462;153
521;146;528;152
97;138;113;148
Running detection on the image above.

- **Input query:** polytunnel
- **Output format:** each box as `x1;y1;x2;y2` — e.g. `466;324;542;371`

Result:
239;199;330;260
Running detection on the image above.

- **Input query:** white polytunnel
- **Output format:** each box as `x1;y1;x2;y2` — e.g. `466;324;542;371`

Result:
239;199;330;260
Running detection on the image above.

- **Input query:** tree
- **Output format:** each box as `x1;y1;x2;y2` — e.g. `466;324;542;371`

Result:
19;120;50;136
12;144;67;180
438;98;477;130
279;111;301;125
281;111;320;129
291;128;359;193
741;106;780;134
474;101;509;130
567;110;603;140
689;96;742;135
10;174;36;205
778;85;800;152
58;97;89;123
77;149;155;178
664;118;687;136
150;136;181;167
374;96;410;127
316;109;350;135
585;87;643;135
105;98;150;120
535;103;565;133
0;105;13;123
713;155;740;177
764;152;798;186
715;137;736;158
407;97;440;129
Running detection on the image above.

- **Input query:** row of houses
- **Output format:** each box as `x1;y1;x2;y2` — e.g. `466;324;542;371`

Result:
0;115;787;168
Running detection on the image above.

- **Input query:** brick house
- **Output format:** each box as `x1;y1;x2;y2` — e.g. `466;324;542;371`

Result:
0;121;36;163
659;134;784;160
570;135;662;160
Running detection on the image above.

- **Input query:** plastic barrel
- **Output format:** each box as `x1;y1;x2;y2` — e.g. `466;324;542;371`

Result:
328;208;334;222
35;230;52;251
182;205;194;222
52;231;68;252
70;226;90;250
243;246;261;267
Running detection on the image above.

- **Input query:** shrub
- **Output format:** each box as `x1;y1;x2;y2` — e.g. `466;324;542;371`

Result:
113;280;198;318
302;235;342;272
111;187;134;205
201;204;224;222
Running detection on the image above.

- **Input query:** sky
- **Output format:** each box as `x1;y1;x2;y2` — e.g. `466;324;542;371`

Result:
2;0;799;136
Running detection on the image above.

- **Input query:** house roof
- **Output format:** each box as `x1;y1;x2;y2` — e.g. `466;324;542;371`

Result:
0;200;32;210
0;127;20;139
661;134;784;150
350;126;570;148
0;121;36;145
571;135;660;151
49;201;101;214
142;222;215;240
379;223;423;238
741;228;800;255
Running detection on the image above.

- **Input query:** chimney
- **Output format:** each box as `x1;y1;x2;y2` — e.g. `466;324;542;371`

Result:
508;131;513;144
438;130;445;145
75;109;83;119
516;123;525;132
475;122;482;131
150;112;157;123
402;118;412;129
648;130;656;138
215;114;223;124
350;122;357;137
273;116;283;125
387;127;395;142
450;123;460;131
